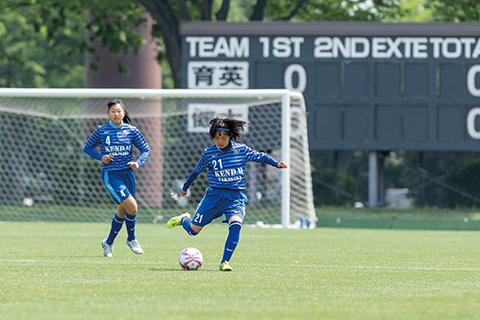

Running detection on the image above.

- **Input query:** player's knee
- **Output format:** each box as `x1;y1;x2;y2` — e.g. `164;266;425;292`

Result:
229;220;242;233
121;197;137;214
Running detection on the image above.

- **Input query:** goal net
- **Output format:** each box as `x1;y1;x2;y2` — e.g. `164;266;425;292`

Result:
0;88;315;228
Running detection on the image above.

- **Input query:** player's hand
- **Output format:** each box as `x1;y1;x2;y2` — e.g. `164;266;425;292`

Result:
181;190;188;197
278;161;288;169
128;162;139;170
102;155;114;164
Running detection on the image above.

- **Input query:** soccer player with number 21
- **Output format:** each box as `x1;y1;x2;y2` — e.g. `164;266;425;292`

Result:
84;99;150;257
167;117;288;271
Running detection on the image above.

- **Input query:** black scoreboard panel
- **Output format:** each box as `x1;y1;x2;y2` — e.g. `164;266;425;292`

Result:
180;22;480;151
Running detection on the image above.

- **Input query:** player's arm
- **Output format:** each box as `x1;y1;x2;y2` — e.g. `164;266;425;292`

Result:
181;153;209;196
245;146;287;168
129;129;150;170
83;129;104;162
181;171;200;196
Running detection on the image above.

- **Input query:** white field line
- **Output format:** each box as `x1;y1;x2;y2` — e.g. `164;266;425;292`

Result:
1;259;479;272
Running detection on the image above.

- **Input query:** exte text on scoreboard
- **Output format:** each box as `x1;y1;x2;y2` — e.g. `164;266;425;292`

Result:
180;21;480;151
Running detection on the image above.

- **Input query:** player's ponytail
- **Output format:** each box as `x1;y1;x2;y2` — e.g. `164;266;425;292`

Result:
123;110;132;124
107;98;132;124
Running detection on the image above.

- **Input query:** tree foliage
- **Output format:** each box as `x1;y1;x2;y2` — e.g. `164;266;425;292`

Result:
266;0;401;22
3;0;403;88
0;4;85;87
425;0;480;21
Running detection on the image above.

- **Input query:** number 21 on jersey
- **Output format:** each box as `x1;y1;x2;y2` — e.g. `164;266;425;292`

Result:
194;214;203;224
212;159;223;170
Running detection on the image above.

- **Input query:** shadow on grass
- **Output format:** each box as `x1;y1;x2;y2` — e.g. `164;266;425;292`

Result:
149;268;216;272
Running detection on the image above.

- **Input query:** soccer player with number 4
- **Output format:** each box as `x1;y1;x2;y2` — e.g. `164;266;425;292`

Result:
167;117;288;271
84;99;150;257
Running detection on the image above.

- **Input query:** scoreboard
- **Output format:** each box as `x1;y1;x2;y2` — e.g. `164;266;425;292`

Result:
180;21;480;151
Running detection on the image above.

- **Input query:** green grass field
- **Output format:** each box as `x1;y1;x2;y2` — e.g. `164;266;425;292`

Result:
1;222;479;320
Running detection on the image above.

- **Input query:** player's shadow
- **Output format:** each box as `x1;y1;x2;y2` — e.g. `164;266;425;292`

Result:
149;268;216;272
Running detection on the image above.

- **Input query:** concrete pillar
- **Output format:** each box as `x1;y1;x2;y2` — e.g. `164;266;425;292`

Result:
368;151;378;208
85;15;161;89
378;152;388;206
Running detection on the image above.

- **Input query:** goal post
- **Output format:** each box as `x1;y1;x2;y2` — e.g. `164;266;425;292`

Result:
0;88;315;228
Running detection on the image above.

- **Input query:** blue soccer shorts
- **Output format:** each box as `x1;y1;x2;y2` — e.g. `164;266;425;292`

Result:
191;187;248;227
102;169;135;204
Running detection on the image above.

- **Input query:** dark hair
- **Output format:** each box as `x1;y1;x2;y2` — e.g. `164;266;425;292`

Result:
209;117;247;141
107;98;132;124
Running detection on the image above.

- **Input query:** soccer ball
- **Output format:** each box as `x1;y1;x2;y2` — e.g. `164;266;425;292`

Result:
178;247;203;270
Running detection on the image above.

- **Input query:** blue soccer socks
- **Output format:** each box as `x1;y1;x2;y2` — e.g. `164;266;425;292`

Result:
181;216;198;236
125;213;137;241
221;220;242;263
106;213;124;245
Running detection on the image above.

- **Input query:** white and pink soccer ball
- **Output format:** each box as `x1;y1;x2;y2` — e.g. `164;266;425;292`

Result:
178;247;203;270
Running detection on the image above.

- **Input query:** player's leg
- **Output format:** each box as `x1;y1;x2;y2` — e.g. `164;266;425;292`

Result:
220;194;246;271
182;214;203;235
101;171;124;256
167;212;192;229
120;197;143;254
167;187;218;235
186;187;226;235
119;169;140;244
120;197;138;240
102;203;125;257
112;170;143;254
166;211;211;235
166;210;207;235
220;216;243;271
102;207;124;257
102;170;142;255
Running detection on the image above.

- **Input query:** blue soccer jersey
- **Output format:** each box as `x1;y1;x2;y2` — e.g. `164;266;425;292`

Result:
84;121;150;171
183;141;279;191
